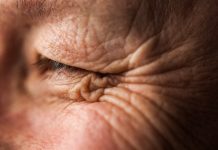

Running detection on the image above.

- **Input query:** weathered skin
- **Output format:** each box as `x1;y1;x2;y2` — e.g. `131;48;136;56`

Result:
0;0;218;149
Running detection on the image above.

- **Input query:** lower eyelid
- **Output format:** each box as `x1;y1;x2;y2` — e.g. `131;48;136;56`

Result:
45;67;88;82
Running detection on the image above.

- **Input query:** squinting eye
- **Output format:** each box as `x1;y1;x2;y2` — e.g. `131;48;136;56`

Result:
34;55;109;78
34;56;77;74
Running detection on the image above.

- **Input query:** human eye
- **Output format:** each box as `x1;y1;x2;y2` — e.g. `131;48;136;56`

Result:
28;54;116;102
34;55;87;75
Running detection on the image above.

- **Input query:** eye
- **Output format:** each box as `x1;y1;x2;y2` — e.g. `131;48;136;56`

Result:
34;56;108;78
34;56;79;74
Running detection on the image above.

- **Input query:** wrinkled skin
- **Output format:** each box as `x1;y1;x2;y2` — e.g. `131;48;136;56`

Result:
0;0;218;149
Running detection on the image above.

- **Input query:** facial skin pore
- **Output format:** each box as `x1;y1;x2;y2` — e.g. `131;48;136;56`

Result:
0;0;218;150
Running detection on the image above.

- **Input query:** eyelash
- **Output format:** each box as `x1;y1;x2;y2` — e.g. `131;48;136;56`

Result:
34;57;76;74
34;56;109;78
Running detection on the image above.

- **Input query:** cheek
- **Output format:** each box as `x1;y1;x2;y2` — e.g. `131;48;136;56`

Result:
13;102;127;150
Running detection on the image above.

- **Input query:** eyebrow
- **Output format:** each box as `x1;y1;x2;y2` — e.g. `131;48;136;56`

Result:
16;0;57;19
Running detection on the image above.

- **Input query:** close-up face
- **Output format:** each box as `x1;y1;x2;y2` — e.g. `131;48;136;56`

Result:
0;0;218;149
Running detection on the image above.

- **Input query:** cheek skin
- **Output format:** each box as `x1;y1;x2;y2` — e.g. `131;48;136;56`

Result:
7;101;140;150
26;104;117;150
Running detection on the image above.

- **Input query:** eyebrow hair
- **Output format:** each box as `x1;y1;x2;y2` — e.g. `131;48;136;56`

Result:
16;0;56;19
